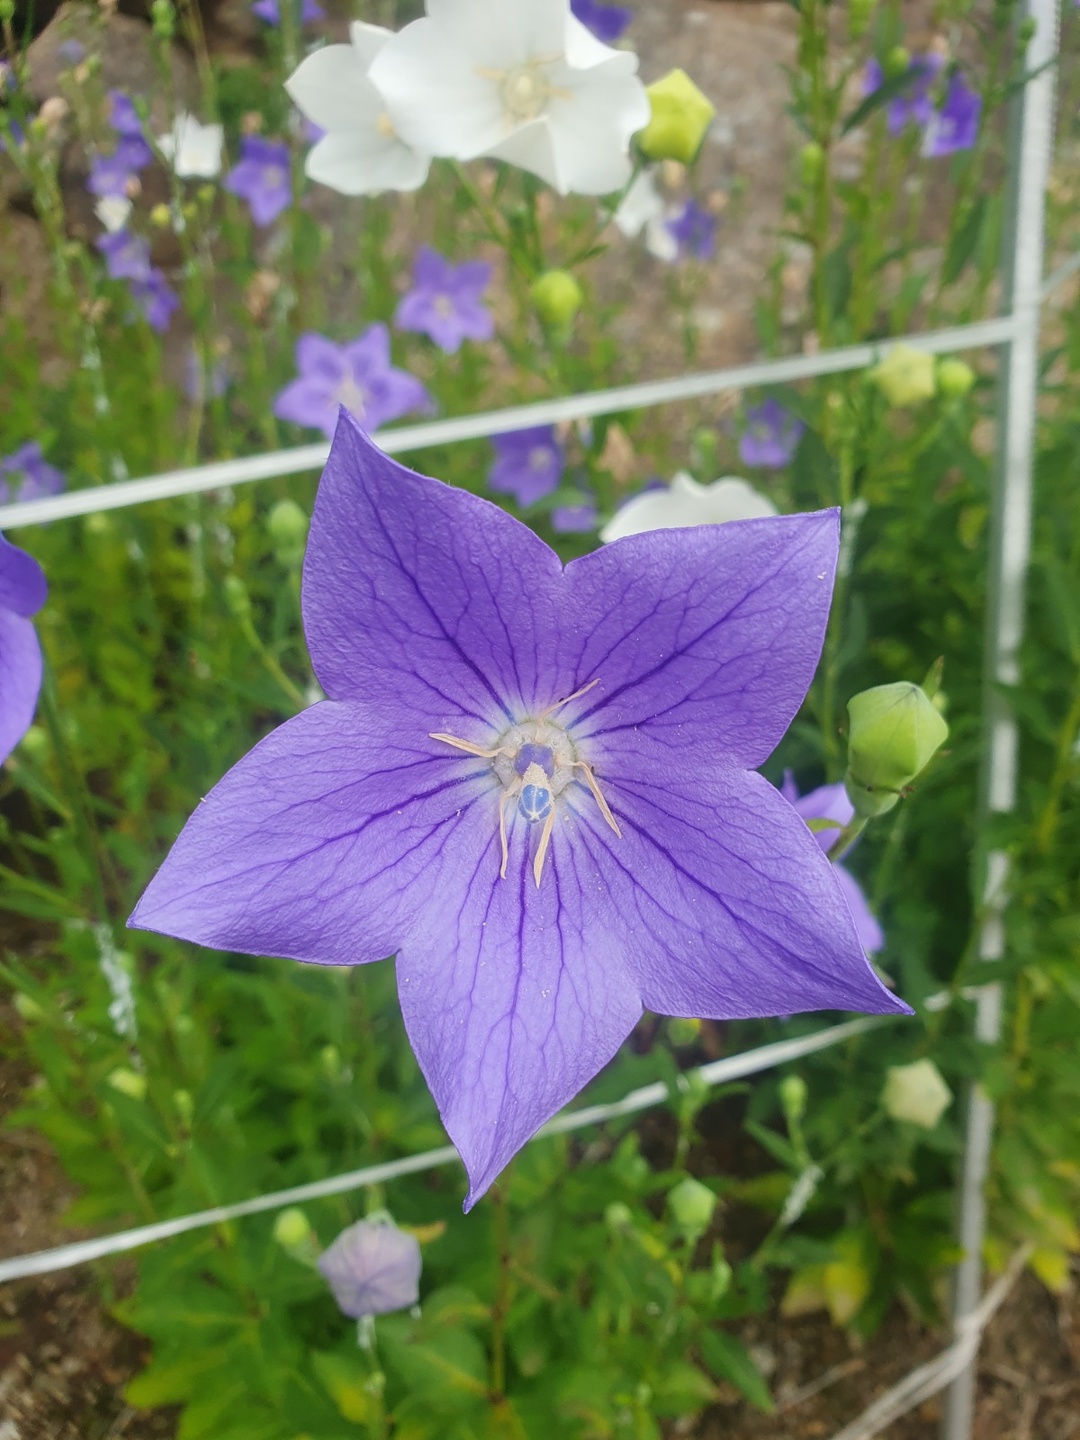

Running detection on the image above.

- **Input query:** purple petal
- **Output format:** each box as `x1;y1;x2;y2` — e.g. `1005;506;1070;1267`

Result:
0;535;47;617
790;779;853;855
559;511;840;770
834;863;884;954
272;377;339;437
0;608;42;765
343;323;391;377
295;332;346;382
411;245;450;290
363;369;432;429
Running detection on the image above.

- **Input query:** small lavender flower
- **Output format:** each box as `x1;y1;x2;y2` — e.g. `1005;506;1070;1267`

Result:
317;1219;422;1319
274;326;432;440
131;416;909;1206
130;269;180;333
551;500;599;534
0;534;47;765
922;72;981;157
864;54;943;136
780;773;883;954
394;247;494;354
738;398;804;469
570;0;632;43
87;150;137;199
96;228;152;282
665;198;716;260
106;92;153;171
0;443;65;504
224;136;292;226
252;0;325;25
488;427;564;506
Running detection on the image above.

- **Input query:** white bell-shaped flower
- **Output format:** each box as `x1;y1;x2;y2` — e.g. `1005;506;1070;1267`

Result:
368;0;649;196
158;114;225;179
601;471;777;543
286;22;432;196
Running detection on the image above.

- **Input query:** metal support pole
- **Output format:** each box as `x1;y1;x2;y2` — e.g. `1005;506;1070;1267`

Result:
941;2;1061;1436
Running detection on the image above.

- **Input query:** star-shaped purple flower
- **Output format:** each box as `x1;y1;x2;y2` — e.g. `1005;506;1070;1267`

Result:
864;54;944;136
738;398;805;469
130;415;910;1206
666;199;717;260
96;228;152;282
570;0;632;43
273;326;432;440
0;535;46;766
252;0;325;25
488;426;564;506
224;136;292;227
86;150;137;199
0;443;65;504
780;772;883;955
922;72;981;157
129;269;180;333
393;247;494;355
317;1219;421;1319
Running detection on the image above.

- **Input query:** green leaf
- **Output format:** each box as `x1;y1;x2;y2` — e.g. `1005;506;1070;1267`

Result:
651;1361;718;1417
698;1330;774;1412
382;1330;489;1415
941;198;986;287
311;1352;377;1424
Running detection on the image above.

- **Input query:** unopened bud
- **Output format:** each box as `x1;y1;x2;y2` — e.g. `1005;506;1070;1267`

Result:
779;1074;807;1127
605;1201;634;1231
319;1043;341;1080
668;1017;701;1047
845;681;949;817
273;1207;313;1250
884;45;911;80
151;0;176;39
173;1088;194;1125
267;498;309;570
799;142;824;186
530;269;583;334
14;993;44;1022
16;725;48;761
107;1067;147;1101
936;357;975;398
667;1177;717;1239
0;0;15;21
223;574;252;621
882;1058;952;1129
870;344;936;407
149;202;172;228
847;0;875;40
638;69;716;165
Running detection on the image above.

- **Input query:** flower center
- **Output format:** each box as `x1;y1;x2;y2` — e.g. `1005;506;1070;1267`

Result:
334;375;368;418
262;165;285;188
528;446;552;471
433;294;454;318
375;112;396;139
476;57;568;127
430;680;621;887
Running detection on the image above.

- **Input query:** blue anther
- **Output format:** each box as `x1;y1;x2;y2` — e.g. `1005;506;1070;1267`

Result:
514;743;555;777
518;783;553;823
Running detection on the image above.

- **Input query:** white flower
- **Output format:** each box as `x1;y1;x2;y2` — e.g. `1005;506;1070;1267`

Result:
94;196;132;232
882;1058;952;1130
612;168;664;236
644;207;679;262
600;471;777;543
368;0;649;196
158;113;224;179
285;23;431;196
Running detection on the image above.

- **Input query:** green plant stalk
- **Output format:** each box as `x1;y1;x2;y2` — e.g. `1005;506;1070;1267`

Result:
489;1179;512;1401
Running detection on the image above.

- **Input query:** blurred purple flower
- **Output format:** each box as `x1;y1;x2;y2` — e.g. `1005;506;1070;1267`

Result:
738;398;804;469
317;1220;421;1319
57;39;85;65
96;228;152;282
130;269;180;333
781;772;884;954
130;417;909;1205
252;0;325;24
87;150;137;198
394;246;494;354
570;0;632;43
184;347;229;403
666;198;716;260
0;443;65;504
106;92;153;170
488;426;564;506
0;534;47;765
551;500;598;533
224;136;292;226
922;72;981;157
273;325;432;439
864;54;943;136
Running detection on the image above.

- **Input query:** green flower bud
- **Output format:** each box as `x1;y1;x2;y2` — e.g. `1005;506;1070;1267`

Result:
529;269;584;332
320;1043;342;1080
667;1177;717;1238
151;0;176;40
107;1067;147;1101
14;993;44;1023
173;1089;194;1126
844;681;949;818
779;1074;807;1127
16;725;49;762
273;1207;313;1250
223;574;252;621
668;1016;701;1047
0;0;14;21
869;345;936;408
638;69;716;165
936;357;975;398
267;498;309;570
847;0;875;40
799;142;824;187
884;45;911;80
605;1201;634;1231
882;1058;952;1129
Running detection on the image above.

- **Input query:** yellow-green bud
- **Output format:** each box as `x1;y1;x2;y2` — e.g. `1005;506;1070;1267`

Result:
882;1059;952;1129
605;1201;634;1231
884;45;911;80
267;499;309;570
319;1043;342;1080
845;681;949;818
14;993;44;1023
150;203;172;228
638;69;716;165
151;0;176;39
779;1074;807;1127
799;142;824;187
869;344;937;408
223;574;252;621
273;1207;313;1249
0;0;14;21
173;1089;194;1125
530;269;584;331
667;1177;717;1238
107;1067;147;1101
668;1017;701;1047
847;0;875;40
16;725;49;762
936;357;975;398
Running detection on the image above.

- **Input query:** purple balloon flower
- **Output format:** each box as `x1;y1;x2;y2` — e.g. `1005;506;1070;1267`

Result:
129;415;910;1205
570;0;632;43
780;772;884;954
738;398;805;469
0;535;46;766
252;0;325;25
0;443;65;504
394;246;494;355
87;150;137;199
224;136;292;227
104;93;153;171
864;54;944;136
317;1219;422;1319
666;199;717;260
551;500;599;534
273;326;432;440
96;228;152;282
129;269;180;333
922;72;981;157
488;426;564;506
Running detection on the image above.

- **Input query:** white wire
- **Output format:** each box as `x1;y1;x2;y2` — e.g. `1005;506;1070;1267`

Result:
0;1013;891;1284
0;316;1018;532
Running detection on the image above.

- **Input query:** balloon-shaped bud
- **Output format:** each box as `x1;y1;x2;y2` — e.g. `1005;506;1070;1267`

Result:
273;1207;315;1254
667;1176;717;1239
638;69;716;165
847;0;876;40
882;1059;952;1129
870;345;937;407
106;1067;147;1101
779;1074;808;1127
799;141;824;186
936;357;975;397
268;498;310;570
529;269;584;332
845;681;949;817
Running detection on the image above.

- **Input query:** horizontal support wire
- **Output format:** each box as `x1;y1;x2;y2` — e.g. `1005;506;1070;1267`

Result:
0;1014;890;1284
0;315;1018;532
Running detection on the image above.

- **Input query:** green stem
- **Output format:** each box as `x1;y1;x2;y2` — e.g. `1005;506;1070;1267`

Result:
489;1180;512;1401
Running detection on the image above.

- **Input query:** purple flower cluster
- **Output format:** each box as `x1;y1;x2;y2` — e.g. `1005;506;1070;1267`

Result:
738;398;804;469
224;136;292;226
87;90;152;199
131;416;909;1206
94;229;179;333
273;325;431;439
0;443;65;504
394;247;494;354
864;56;980;156
252;0;324;25
570;0;632;43
0;534;46;766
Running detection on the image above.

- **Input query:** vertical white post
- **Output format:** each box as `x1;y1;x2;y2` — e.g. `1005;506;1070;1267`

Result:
941;2;1061;1437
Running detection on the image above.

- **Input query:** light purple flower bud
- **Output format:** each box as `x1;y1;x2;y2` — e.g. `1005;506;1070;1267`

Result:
316;1219;422;1319
737;398;804;469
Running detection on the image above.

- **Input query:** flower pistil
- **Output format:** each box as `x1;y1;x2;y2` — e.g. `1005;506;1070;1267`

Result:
475;56;571;127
